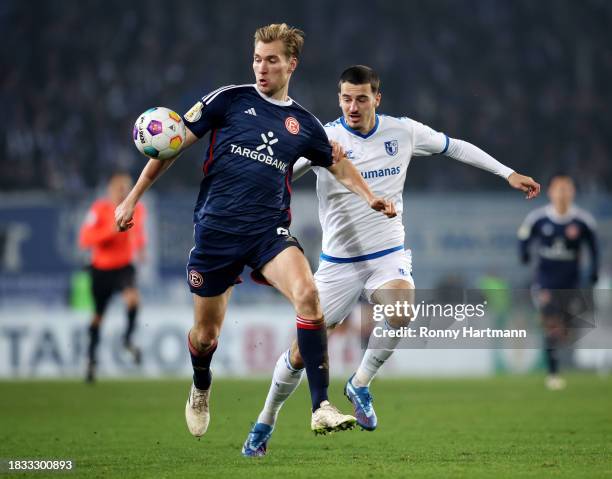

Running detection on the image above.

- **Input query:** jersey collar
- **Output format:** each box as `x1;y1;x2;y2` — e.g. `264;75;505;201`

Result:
253;84;293;106
546;204;576;224
340;114;379;139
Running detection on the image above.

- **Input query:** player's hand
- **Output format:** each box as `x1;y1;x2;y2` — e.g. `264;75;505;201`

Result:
508;172;540;199
115;201;135;232
330;140;346;165
369;197;397;218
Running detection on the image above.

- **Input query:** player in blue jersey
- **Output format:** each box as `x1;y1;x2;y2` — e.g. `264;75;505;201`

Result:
115;24;396;440
518;174;599;389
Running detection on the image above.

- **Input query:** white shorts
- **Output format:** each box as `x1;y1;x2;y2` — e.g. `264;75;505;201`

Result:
314;249;414;328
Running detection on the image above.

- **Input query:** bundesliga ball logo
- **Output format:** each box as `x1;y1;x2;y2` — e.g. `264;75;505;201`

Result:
133;107;187;160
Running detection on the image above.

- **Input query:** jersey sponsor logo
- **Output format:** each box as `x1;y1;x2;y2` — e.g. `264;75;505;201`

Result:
188;270;204;288
256;131;279;155
285;117;300;135
184;101;203;123
539;239;576;261
385;140;399;156
229;144;288;173
361;166;401;180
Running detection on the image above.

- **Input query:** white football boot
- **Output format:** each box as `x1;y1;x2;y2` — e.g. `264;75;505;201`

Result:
311;400;356;435
185;383;211;437
545;375;567;391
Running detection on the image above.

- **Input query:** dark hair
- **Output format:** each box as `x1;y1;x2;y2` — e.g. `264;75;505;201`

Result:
338;65;380;94
548;173;574;187
108;170;132;183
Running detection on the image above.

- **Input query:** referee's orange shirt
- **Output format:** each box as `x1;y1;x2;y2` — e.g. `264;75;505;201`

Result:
79;199;146;270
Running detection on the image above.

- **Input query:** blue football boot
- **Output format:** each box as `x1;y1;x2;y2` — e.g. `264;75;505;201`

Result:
344;374;377;431
242;422;273;457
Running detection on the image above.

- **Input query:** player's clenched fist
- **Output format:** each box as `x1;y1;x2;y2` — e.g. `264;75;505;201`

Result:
508;172;541;200
330;140;345;164
369;197;397;218
115;201;135;231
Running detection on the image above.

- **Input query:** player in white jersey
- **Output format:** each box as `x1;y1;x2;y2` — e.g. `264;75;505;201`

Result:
242;65;540;457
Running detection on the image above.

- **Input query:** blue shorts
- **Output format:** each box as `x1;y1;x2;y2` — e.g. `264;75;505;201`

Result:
186;223;303;297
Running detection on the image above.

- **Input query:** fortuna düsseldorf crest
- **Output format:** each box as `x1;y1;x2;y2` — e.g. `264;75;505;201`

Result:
285;117;300;135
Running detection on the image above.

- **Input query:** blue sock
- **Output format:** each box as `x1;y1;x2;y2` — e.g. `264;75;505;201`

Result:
296;316;329;411
544;335;559;375
188;334;217;390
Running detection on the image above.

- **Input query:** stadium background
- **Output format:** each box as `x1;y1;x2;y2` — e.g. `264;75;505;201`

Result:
1;2;612;477
1;1;611;378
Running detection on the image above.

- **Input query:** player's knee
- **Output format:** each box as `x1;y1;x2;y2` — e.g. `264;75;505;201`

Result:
386;313;410;329
127;293;139;308
191;327;219;351
542;316;563;334
123;288;139;307
91;314;103;327
291;280;319;314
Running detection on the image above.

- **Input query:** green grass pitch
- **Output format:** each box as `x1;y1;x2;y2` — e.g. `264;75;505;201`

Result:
1;375;611;478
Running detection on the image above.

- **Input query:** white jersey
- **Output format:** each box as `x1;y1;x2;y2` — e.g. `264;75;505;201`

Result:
295;114;514;260
314;115;447;258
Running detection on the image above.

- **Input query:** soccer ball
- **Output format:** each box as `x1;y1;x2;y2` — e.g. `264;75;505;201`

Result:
133;107;186;160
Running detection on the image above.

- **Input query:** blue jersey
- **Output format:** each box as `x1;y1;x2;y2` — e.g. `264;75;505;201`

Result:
518;205;599;288
182;84;332;235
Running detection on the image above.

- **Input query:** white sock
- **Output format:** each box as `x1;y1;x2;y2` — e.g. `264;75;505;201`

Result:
257;349;304;426
353;320;401;388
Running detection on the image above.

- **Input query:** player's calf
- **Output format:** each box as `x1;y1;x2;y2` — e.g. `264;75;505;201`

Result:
85;321;101;383
296;316;329;410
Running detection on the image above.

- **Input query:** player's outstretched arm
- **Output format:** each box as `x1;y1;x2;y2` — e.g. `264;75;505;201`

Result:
115;158;174;231
507;172;541;200
442;137;540;199
116;128;199;231
326;142;396;218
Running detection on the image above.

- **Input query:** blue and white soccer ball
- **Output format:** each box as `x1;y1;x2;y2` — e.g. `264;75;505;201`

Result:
133;107;186;160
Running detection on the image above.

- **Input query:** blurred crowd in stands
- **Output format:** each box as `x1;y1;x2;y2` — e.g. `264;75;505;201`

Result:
2;0;610;192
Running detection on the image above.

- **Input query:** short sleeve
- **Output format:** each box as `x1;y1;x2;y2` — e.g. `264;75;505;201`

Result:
302;117;333;167
401;117;448;156
182;86;235;138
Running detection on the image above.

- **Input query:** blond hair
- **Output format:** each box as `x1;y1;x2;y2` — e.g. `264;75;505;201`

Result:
254;23;305;60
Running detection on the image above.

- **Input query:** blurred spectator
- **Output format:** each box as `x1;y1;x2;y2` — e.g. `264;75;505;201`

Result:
1;0;610;192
